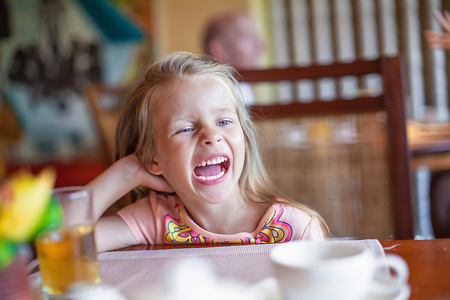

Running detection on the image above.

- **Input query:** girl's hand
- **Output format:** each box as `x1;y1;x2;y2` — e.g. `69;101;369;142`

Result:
426;10;450;49
91;154;174;252
123;154;174;193
434;10;450;33
87;153;173;221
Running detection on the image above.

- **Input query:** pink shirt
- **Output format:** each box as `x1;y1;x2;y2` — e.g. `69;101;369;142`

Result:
117;190;325;245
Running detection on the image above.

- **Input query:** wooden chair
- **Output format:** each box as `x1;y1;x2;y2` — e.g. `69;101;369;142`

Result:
85;84;133;216
239;56;414;240
85;84;130;163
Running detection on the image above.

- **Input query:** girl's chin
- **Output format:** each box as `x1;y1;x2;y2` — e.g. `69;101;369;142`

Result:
190;186;239;205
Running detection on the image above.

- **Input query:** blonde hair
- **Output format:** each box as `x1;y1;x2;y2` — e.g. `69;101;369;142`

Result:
115;51;330;236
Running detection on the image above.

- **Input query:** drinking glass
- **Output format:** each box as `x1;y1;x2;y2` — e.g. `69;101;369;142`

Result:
35;187;100;298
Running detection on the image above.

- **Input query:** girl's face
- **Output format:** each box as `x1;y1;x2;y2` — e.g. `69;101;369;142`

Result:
149;76;246;207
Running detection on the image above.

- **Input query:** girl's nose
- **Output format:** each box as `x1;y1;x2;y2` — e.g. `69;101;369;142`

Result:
201;127;223;146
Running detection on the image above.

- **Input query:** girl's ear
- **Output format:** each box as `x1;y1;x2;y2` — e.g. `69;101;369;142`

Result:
149;157;163;175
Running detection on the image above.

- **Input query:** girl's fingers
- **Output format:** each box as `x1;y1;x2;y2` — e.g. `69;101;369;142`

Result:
435;10;450;32
444;10;450;23
434;10;446;25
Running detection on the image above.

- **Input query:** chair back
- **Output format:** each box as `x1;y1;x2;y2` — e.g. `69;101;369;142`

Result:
85;84;130;163
239;56;413;239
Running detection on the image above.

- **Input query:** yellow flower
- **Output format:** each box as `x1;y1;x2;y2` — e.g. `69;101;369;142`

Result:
0;168;56;243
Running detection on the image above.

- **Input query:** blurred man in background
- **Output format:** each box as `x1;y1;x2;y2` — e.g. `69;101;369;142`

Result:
203;12;266;105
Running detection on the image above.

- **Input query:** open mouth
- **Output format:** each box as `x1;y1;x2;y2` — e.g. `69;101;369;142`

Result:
193;156;230;181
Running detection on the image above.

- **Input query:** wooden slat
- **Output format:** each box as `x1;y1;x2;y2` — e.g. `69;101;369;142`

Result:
420;0;437;106
375;0;385;55
329;0;341;97
381;56;414;239
351;0;365;89
395;0;411;103
306;0;319;98
284;0;297;99
85;84;129;163
351;0;362;59
238;59;380;82
443;0;450;107
250;96;383;119
285;0;295;65
306;0;316;63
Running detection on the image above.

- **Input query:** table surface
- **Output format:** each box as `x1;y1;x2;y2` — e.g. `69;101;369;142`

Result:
408;121;450;154
118;239;450;300
381;239;450;300
408;122;450;171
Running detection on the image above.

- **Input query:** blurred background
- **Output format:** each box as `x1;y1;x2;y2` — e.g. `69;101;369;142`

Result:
1;0;450;237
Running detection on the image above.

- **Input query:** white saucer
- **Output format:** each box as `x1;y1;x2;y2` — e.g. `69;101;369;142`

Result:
365;284;411;300
395;284;411;300
266;279;411;300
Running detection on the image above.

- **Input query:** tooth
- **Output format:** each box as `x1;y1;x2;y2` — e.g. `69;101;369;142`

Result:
197;157;228;168
198;169;225;181
196;162;227;181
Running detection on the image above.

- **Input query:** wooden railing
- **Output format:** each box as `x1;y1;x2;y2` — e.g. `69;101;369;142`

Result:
265;0;450;121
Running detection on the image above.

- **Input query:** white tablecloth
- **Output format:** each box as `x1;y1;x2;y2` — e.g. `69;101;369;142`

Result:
29;239;385;299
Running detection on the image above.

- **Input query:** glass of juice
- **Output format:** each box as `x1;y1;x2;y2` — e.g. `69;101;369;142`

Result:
35;187;100;298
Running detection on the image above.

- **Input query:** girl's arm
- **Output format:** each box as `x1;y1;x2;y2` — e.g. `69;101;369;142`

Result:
95;215;136;252
87;154;173;252
87;154;173;222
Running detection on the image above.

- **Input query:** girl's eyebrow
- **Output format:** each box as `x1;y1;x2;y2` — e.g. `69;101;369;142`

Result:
167;116;190;129
212;105;238;115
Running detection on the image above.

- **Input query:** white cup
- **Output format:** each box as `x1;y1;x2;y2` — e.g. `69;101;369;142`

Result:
271;241;409;300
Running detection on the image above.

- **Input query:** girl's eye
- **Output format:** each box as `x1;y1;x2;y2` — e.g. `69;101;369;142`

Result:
217;120;231;126
176;128;194;134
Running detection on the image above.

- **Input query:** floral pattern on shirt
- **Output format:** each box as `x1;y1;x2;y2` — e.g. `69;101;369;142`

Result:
164;204;293;245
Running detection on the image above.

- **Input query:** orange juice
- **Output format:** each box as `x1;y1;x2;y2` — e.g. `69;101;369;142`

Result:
35;225;100;295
